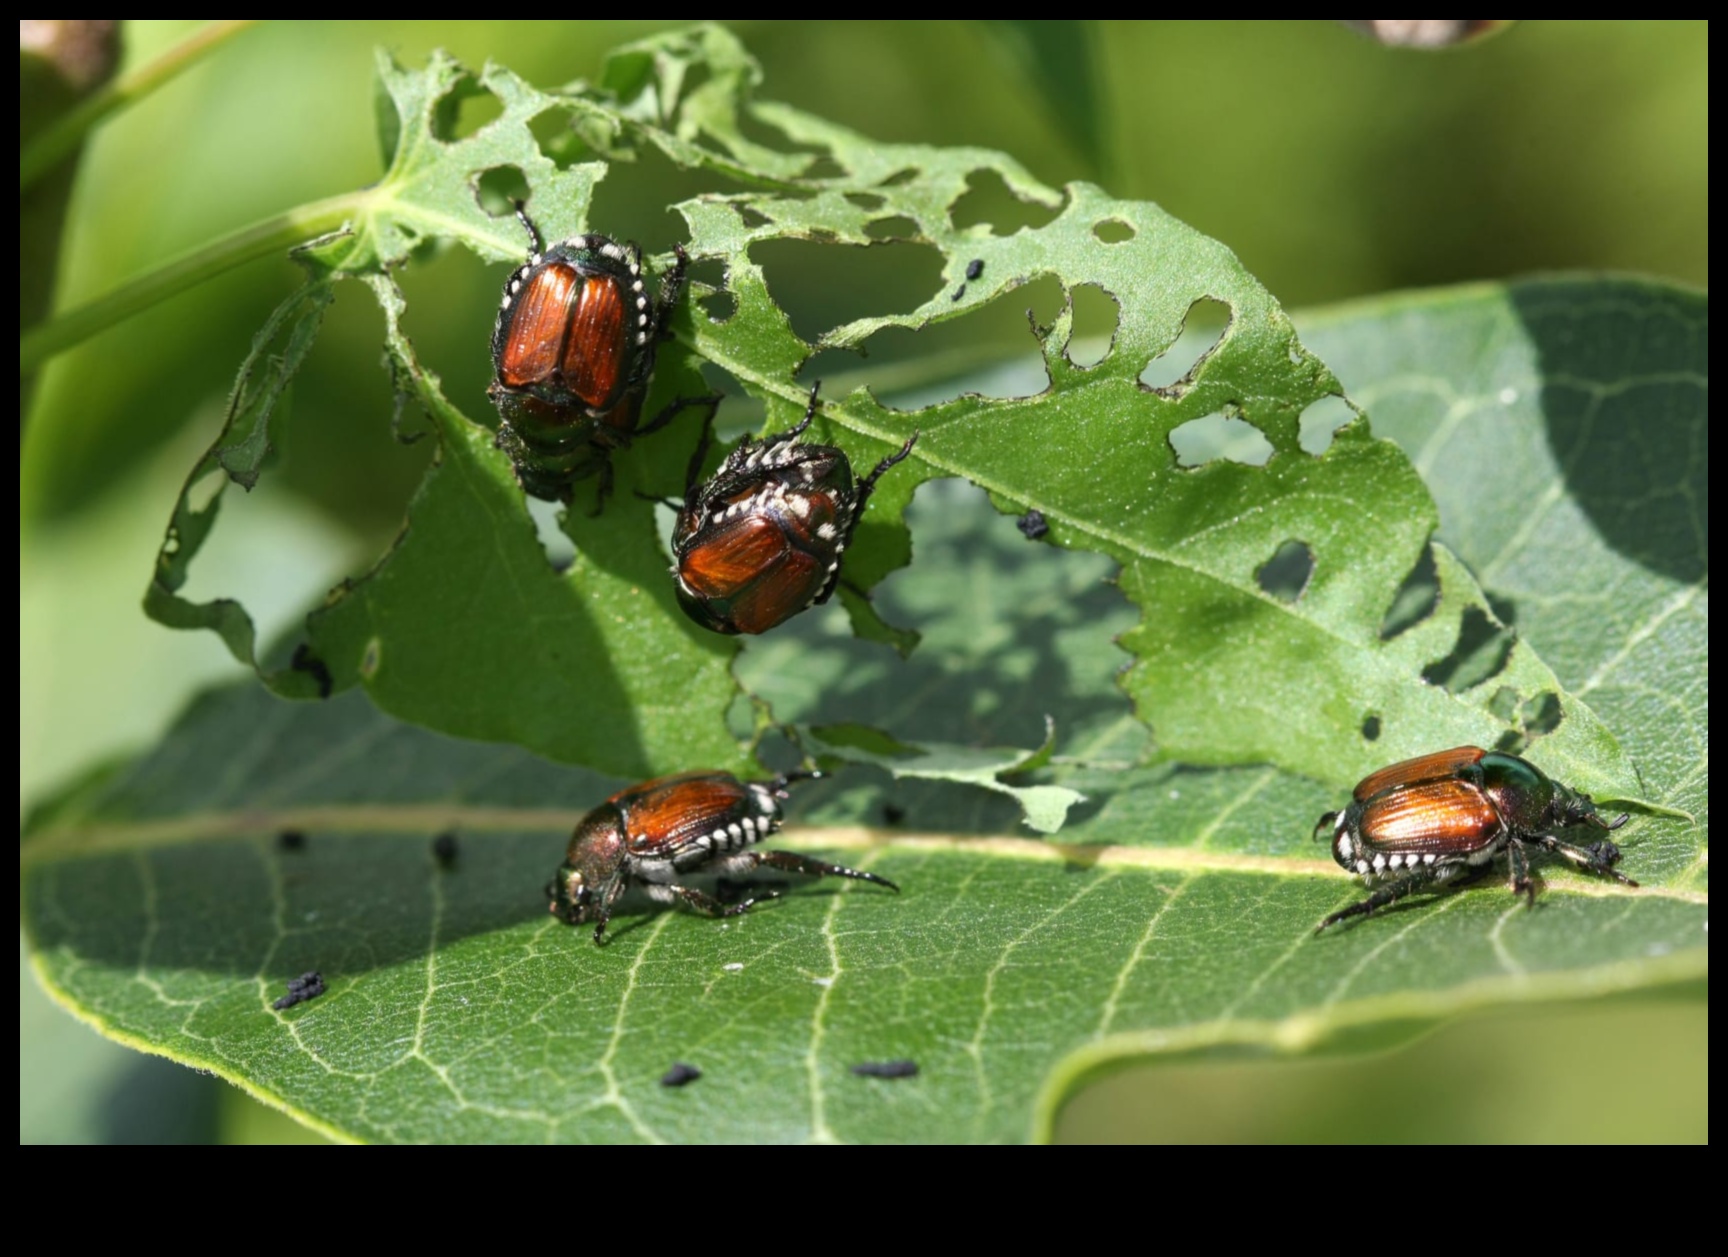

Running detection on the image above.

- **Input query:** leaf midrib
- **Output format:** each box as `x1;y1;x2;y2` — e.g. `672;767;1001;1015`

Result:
19;809;1707;905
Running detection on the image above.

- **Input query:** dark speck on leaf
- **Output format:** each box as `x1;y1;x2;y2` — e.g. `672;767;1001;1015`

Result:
1017;510;1049;540
290;643;333;699
273;971;326;1011
882;803;906;825
432;832;459;866
951;283;966;302
851;1059;919;1079
965;258;984;281
276;830;306;852
660;1062;702;1087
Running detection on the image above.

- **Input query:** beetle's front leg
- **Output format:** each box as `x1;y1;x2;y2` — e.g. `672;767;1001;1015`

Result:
1507;836;1537;907
1538;834;1640;887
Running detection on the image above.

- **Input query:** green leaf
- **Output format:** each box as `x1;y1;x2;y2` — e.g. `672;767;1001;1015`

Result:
137;28;1636;797
24;274;1706;1139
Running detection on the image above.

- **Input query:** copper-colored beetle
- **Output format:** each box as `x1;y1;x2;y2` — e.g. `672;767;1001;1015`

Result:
489;203;702;504
1315;746;1635;931
548;770;898;943
670;382;917;635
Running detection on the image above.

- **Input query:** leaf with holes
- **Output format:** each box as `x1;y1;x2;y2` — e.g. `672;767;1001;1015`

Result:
1298;275;1707;877
24;364;1704;1139
139;26;1643;802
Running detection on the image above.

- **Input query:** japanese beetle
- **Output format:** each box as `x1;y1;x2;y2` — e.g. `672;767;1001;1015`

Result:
548;770;898;943
670;382;918;635
1315;746;1635;932
489;202;699;504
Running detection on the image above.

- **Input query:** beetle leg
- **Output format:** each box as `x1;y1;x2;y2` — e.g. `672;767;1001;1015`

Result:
1507;837;1537;906
637;390;723;442
589;883;628;944
665;882;785;919
1537;834;1640;887
854;432;921;509
749;850;900;892
1315;861;1466;932
650;243;691;342
585;458;616;517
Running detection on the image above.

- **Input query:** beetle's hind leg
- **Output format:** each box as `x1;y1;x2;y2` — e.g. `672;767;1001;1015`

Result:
750;850;899;892
1316;860;1467;933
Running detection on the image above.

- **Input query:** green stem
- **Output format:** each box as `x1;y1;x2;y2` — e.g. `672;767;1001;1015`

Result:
20;20;261;191
19;190;368;373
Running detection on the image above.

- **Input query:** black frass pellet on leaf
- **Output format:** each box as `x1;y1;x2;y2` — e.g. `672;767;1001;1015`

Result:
1017;510;1049;540
276;830;306;852
850;1059;919;1079
660;1063;702;1087
432;831;459;867
273;971;326;1010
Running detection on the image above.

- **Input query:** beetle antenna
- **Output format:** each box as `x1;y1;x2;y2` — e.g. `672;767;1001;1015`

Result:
788;381;821;440
771;767;823;795
509;198;545;255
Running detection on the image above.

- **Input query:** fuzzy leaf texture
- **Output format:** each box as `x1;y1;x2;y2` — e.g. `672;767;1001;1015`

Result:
140;27;1648;798
27;268;1705;1142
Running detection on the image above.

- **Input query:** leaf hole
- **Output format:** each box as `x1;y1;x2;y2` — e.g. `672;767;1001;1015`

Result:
526;495;576;574
432;77;504;142
864;215;921;242
1421;606;1515;694
752;237;945;346
1298;393;1357;455
1168;411;1274;469
877;168;920;188
686;257;735;324
528;109;599;170
1488;686;1522;725
1256;540;1315;603
831;274;1065;411
803;153;847;180
1361;714;1382;742
188;467;227;514
738;206;774;229
474;165;531;220
588;141;757;255
1140;297;1231;395
845;192;887;211
1064;284;1119;369
1521;691;1563;737
949;168;1061;236
1379;545;1439;641
1093;219;1135;243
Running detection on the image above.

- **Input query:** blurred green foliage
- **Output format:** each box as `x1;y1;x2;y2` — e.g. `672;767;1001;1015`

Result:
20;21;1706;1143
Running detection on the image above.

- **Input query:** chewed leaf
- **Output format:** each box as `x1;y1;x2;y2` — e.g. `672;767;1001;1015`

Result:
142;26;1638;800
